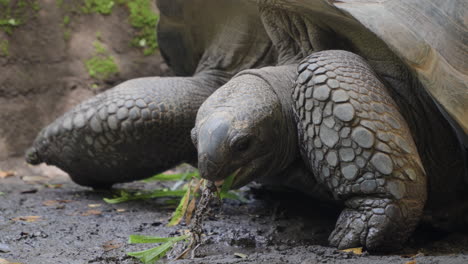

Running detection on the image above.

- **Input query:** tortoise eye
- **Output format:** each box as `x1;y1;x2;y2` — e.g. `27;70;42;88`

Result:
233;137;251;152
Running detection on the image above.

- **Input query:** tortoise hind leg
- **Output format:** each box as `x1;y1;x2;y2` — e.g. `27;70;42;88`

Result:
293;50;427;251
26;73;227;188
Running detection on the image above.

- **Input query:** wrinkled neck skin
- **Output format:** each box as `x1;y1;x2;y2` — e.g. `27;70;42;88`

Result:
192;69;233;96
235;65;299;174
194;65;298;188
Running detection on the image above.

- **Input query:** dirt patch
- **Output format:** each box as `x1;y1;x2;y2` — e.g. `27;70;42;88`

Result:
0;0;170;159
1;158;467;264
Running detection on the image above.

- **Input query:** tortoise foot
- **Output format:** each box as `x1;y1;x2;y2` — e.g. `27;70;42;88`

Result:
329;197;416;251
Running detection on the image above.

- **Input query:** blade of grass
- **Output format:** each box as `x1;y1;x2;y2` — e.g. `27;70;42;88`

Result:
127;241;173;263
167;183;191;227
219;174;235;198
217;174;247;202
104;189;186;204
127;235;189;263
128;235;173;244
185;197;197;225
221;192;249;203
141;172;199;182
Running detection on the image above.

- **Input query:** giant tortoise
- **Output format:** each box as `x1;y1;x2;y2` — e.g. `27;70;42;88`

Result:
27;0;467;251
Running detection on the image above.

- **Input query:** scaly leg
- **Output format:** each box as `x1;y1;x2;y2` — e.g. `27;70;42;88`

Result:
293;50;427;251
26;71;228;188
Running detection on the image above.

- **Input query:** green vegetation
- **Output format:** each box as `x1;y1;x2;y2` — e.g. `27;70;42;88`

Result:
85;41;119;80
63;15;70;26
55;0;159;54
0;0;158;54
127;235;190;264
86;55;118;79
124;0;159;55
81;0;115;15
104;170;245;263
0;0;40;34
104;189;186;204
63;29;71;41
0;39;9;56
61;15;71;40
142;172;199;182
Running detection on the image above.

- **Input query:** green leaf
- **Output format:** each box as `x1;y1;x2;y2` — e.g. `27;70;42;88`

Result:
128;235;173;244
220;174;235;197
127;241;173;263
8;19;17;26
221;191;248;203
127;235;189;263
141;172;199;182
167;186;191;226
217;174;247;202
103;189;186;204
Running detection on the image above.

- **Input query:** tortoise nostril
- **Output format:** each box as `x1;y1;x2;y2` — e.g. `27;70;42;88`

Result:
198;154;221;181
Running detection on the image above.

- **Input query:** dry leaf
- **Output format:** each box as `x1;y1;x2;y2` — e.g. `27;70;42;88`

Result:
81;210;102;216
44;183;63;189
42;200;73;206
185;198;197;225
88;204;101;208
22;176;49;183
234;252;247;259
102;240;123;251
12;216;42;222
162;169;176;174
116;208;126;213
341;247;363;255
185;179;203;224
0;171;15;179
405;261;416;264
401;252;424;258
0;258;22;264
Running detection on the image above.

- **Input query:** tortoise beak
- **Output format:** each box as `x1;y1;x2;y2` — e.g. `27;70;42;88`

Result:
196;114;231;181
198;153;224;181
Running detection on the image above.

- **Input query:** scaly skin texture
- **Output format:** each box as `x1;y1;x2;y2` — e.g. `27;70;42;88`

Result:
293;50;427;251
26;71;228;187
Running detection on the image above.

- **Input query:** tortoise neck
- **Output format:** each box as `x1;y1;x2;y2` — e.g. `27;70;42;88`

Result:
235;64;299;173
192;69;232;95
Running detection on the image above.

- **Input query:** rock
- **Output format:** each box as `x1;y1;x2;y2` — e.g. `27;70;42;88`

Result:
0;243;10;253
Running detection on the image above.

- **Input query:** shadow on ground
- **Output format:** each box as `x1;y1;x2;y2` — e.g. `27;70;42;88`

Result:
1;158;467;264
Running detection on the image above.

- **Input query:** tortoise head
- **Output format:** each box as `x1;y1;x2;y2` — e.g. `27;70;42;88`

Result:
193;67;297;188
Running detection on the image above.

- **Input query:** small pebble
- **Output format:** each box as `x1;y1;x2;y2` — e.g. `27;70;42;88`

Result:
0;242;11;253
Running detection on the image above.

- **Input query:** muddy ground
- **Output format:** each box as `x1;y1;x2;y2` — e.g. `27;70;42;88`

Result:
1;158;468;264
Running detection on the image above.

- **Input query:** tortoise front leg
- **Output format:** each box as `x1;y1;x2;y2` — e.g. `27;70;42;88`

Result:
293;50;427;251
26;71;228;188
